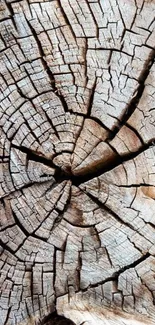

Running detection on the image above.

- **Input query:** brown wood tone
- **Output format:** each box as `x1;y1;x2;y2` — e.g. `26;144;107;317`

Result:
0;0;155;324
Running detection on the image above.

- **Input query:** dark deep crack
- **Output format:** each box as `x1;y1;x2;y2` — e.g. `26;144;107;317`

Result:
41;311;76;325
80;252;150;292
25;19;69;113
108;48;155;140
81;191;136;232
11;138;155;187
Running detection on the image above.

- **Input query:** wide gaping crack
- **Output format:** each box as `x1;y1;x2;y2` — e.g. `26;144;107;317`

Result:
40;311;76;325
80;252;150;292
108;48;155;141
11;136;155;189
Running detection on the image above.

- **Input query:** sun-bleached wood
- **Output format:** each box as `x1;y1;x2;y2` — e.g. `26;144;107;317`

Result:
0;0;155;324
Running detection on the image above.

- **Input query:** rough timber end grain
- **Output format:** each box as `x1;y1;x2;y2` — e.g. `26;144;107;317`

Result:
0;0;155;324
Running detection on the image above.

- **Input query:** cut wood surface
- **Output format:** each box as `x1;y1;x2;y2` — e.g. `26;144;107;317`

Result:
0;0;155;324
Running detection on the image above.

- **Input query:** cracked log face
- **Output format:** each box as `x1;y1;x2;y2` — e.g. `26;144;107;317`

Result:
0;0;155;324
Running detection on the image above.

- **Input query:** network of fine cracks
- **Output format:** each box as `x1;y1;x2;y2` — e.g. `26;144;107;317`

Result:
0;0;155;325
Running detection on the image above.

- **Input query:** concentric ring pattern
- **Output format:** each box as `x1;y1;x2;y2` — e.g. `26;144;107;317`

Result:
0;1;155;324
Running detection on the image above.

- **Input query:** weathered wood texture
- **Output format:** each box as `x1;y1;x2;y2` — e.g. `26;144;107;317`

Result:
0;0;155;324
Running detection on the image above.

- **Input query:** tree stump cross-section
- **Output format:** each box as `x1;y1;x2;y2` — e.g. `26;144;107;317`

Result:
0;0;155;324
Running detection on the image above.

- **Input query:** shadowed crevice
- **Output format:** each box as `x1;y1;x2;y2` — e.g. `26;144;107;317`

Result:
41;311;76;325
80;252;150;292
11;138;155;187
108;49;155;140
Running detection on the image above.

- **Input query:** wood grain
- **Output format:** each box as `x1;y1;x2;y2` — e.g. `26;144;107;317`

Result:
0;0;155;324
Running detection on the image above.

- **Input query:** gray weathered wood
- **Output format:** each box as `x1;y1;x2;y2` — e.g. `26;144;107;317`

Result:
0;0;155;324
